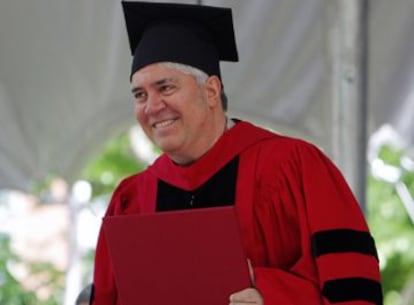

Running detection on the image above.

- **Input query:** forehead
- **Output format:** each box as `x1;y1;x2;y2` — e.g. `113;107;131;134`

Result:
131;63;192;87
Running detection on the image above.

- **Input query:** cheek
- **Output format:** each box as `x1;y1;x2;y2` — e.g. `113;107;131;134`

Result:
134;105;146;124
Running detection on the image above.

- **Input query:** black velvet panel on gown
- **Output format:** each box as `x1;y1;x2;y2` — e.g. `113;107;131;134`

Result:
156;157;239;211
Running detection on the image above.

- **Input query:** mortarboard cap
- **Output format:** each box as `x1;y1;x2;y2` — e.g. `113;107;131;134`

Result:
122;1;239;80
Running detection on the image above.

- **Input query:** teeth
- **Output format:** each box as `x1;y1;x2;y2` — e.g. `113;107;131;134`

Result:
154;119;175;128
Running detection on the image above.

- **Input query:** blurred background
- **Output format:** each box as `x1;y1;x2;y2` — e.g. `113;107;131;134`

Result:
0;0;413;304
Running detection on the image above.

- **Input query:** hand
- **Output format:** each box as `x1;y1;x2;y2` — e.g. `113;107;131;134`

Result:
228;259;263;304
229;287;263;305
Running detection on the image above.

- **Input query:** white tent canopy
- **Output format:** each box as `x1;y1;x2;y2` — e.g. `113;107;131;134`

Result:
1;0;414;192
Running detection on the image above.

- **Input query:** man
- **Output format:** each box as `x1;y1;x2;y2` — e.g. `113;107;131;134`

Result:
92;1;383;304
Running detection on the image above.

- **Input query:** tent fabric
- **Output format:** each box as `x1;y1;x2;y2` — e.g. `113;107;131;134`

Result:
0;0;413;191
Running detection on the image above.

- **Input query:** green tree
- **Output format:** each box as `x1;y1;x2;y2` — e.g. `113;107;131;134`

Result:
367;145;414;305
0;129;148;305
81;131;148;198
0;234;63;305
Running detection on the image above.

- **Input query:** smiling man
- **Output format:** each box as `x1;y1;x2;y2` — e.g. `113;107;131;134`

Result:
91;2;383;305
131;63;225;165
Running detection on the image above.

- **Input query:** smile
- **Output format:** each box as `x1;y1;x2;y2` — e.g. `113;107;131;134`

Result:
153;119;177;129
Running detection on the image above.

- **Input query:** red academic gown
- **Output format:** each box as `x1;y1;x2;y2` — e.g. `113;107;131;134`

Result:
91;121;382;305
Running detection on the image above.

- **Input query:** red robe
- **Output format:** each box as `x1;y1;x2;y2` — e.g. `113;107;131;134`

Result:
92;121;382;305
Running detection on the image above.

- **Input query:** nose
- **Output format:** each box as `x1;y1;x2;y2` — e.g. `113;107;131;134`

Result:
144;93;165;116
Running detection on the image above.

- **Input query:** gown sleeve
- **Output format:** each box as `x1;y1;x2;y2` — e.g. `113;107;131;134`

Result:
251;141;383;305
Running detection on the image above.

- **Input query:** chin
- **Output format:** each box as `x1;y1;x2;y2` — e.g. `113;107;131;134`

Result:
155;140;179;154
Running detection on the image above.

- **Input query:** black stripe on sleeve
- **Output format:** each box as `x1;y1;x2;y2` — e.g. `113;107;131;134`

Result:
311;229;378;259
322;277;383;305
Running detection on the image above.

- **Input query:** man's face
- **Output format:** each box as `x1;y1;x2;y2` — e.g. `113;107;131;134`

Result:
131;63;220;164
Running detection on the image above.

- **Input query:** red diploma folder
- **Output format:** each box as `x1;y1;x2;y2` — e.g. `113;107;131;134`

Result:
102;206;251;305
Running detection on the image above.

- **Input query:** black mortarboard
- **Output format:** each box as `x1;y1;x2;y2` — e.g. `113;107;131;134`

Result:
122;1;239;80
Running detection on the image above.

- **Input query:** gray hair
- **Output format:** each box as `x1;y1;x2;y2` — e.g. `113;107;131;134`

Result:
158;62;228;111
159;62;208;85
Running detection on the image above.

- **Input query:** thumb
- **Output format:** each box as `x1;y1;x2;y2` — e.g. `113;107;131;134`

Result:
247;259;255;286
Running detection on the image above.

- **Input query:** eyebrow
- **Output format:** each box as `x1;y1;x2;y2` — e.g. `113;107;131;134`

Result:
131;77;179;94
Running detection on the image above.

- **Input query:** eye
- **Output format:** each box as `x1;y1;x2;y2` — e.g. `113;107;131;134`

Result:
160;84;176;94
133;91;147;103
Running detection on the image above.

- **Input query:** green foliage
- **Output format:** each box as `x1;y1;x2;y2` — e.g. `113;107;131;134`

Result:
378;145;404;167
0;235;35;304
367;145;414;305
81;131;147;198
1;129;149;304
0;234;64;305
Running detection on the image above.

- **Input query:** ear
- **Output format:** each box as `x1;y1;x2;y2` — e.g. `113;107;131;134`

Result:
203;75;222;108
